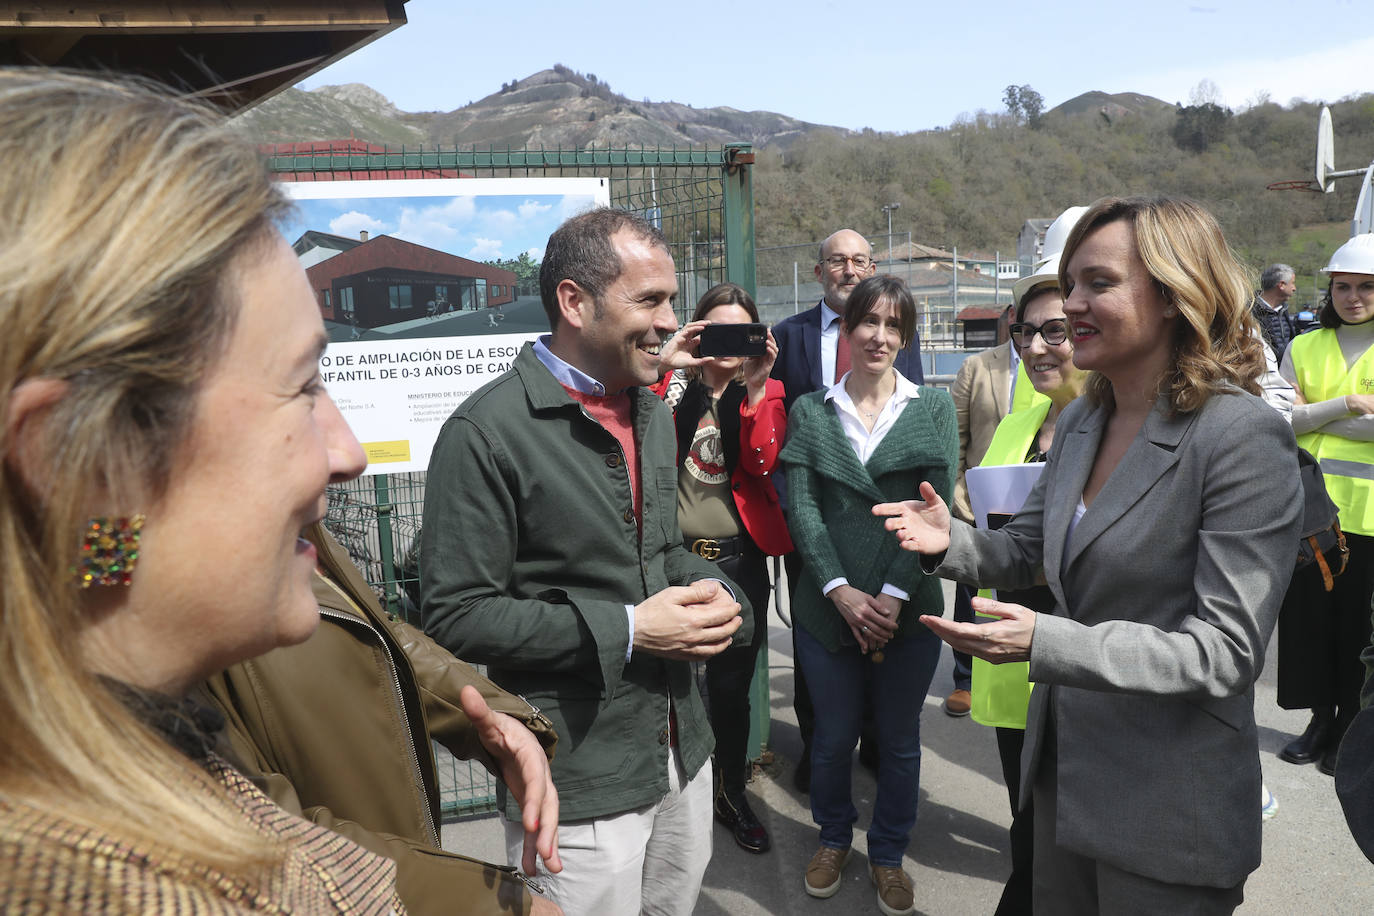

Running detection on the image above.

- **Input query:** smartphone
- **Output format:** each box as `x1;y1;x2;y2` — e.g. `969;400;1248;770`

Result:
698;322;767;357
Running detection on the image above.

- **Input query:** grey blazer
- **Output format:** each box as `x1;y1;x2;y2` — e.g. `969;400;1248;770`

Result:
937;387;1301;888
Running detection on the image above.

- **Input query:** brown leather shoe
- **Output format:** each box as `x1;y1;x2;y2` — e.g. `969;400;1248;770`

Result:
870;864;916;915
943;688;972;717
804;845;850;898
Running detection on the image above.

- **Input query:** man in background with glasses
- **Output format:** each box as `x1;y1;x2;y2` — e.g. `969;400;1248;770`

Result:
771;228;924;792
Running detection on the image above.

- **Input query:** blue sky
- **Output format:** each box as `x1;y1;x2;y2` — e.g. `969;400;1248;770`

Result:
298;1;1374;134
281;191;602;261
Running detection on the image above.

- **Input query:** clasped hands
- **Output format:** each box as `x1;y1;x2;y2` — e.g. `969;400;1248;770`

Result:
826;584;900;654
872;481;1035;665
633;579;743;660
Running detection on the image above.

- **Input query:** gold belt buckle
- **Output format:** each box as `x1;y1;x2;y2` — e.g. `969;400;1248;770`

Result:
691;538;721;560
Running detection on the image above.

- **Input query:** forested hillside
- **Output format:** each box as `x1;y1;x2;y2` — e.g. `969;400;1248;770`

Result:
754;93;1374;282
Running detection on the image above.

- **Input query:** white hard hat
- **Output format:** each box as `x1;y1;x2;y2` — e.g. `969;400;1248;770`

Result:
1039;205;1090;266
1321;233;1374;275
1012;253;1062;310
1013;206;1087;309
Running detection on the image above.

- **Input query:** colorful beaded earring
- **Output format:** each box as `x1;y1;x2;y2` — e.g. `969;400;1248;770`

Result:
74;514;146;587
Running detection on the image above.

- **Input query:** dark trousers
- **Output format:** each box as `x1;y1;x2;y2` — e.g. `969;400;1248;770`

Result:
707;539;772;797
786;552;878;769
994;726;1033;916
951;583;975;691
1277;532;1374;737
795;625;941;866
784;552;815;756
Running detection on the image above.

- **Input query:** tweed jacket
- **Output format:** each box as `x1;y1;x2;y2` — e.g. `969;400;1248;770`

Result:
203;526;555;916
421;343;749;822
779;386;957;651
933;388;1301;888
951;343;1014;523
0;756;403;914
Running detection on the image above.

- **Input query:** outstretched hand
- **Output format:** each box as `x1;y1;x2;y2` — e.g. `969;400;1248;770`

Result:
872;481;952;554
919;596;1035;664
459;685;562;877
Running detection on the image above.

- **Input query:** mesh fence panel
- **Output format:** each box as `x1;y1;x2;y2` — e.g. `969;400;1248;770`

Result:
270;146;746;818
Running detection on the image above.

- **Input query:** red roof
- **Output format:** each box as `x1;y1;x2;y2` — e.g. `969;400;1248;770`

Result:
304;235;515;287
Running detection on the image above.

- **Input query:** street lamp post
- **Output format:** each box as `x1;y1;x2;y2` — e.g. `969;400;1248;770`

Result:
881;202;900;269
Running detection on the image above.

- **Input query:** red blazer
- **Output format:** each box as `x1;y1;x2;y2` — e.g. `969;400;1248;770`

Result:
654;373;794;556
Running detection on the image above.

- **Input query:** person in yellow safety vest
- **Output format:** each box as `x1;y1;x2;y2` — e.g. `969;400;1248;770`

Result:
968;238;1088;916
1276;233;1374;776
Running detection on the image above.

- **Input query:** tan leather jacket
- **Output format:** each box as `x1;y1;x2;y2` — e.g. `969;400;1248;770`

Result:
202;525;557;916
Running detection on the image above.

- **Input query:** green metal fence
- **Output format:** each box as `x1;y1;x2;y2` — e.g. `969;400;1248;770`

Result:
269;146;762;818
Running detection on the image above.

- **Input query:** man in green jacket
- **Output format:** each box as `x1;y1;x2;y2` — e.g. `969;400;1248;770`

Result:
421;208;750;916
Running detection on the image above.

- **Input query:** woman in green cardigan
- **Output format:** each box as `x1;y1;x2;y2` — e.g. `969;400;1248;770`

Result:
778;275;956;916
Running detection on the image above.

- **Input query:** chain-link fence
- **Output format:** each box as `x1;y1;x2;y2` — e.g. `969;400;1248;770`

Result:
268;145;757;818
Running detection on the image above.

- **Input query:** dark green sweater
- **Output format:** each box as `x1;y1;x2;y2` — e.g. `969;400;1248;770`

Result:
778;388;957;651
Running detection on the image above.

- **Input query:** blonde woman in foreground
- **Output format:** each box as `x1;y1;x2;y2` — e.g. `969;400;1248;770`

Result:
874;196;1301;914
0;69;408;912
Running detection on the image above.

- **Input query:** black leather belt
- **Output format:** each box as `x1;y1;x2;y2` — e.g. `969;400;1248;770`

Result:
685;535;744;561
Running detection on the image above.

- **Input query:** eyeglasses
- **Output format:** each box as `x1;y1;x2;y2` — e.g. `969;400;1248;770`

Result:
1009;318;1069;347
821;255;874;271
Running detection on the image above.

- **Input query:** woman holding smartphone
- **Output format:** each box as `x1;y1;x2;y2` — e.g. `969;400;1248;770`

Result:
656;283;791;854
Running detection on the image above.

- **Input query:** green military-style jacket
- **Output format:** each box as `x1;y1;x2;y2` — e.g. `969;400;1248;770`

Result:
421;343;750;822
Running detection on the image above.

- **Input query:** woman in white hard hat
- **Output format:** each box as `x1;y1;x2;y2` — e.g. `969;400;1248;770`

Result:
1275;233;1374;776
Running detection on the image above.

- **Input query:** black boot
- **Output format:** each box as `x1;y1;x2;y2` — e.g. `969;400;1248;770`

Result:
1279;708;1334;765
714;789;771;853
1318;710;1353;776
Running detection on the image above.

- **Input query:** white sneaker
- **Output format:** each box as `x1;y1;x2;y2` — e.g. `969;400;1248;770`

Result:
1261;784;1279;821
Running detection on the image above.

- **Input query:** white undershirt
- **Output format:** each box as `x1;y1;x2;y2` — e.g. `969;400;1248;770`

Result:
820;370;922;601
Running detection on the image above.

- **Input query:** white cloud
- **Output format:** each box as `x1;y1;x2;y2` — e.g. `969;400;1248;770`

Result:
518;200;554;220
329;210;388;238
524;245;545;261
467;237;504;259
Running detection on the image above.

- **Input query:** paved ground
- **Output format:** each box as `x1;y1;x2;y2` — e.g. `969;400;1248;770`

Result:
443;580;1373;914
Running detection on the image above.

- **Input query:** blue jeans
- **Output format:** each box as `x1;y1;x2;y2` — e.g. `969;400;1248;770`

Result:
794;623;941;867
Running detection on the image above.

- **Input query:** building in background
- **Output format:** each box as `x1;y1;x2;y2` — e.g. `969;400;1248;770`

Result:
297;232;516;330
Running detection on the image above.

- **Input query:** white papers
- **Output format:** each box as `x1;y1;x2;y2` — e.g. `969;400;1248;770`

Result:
965;463;1044;531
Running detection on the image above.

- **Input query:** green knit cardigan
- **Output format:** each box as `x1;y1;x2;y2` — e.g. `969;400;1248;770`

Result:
778;387;957;651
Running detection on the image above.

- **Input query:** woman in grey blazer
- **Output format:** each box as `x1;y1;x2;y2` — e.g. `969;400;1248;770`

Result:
875;197;1302;914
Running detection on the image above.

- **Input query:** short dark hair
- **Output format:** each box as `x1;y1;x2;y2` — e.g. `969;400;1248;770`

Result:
1015;285;1060;324
692;282;759;322
538;208;669;326
842;275;916;347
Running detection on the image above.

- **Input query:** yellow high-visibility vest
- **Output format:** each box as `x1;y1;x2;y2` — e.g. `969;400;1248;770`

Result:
1010;358;1050;414
969;400;1051;730
1291;329;1374;536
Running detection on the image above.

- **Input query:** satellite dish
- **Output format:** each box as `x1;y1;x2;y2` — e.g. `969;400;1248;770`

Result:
1317;106;1335;193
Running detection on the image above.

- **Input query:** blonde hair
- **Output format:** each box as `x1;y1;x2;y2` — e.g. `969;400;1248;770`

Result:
1058;196;1265;413
0;70;292;874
